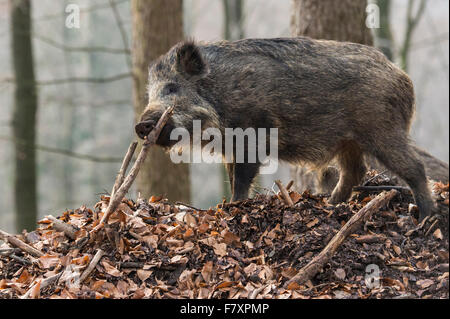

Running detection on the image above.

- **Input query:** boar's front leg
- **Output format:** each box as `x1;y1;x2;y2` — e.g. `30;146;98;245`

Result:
230;162;260;202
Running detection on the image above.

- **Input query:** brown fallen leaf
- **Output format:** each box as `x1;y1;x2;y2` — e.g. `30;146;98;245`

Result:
222;230;240;246
16;269;31;284
393;245;402;255
198;223;210;234
286;281;302;290
28;280;41;299
201;261;213;283
213;243;227;257
281;267;298;279
416;279;434;289
433;229;443;240
101;260;121;277
39;254;61;269
306;218;319;228
216;281;234;289
137;269;153;282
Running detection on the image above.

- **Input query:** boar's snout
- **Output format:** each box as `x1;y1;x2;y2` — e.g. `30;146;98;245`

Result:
135;120;155;139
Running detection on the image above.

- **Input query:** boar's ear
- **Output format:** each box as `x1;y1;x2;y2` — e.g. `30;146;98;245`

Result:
175;42;208;80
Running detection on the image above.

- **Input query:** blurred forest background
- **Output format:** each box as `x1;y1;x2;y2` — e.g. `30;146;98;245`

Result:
0;0;448;233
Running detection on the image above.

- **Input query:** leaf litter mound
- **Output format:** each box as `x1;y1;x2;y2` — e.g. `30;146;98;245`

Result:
0;172;448;299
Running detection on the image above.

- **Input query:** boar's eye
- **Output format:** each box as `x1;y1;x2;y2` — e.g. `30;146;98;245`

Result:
162;83;179;96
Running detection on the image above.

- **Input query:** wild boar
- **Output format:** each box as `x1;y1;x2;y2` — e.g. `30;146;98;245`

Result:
135;37;434;221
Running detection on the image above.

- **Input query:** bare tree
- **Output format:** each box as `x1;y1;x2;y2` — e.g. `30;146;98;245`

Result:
375;0;393;60
220;0;245;200
10;0;38;231
399;0;427;71
222;0;245;41
131;0;190;202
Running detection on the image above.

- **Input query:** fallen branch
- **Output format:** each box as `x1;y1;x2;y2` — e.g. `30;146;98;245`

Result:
353;185;410;192
92;105;174;233
0;248;31;265
79;249;105;284
275;180;294;207
45;215;79;240
285;190;398;288
21;272;62;299
0;230;44;258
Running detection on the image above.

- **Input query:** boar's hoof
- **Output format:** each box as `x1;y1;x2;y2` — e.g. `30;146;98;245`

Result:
328;190;352;205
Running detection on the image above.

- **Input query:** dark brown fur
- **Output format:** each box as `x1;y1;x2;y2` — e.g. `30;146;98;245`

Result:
136;37;435;221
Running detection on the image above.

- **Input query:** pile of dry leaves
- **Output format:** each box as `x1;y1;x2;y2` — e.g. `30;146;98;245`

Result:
0;172;448;299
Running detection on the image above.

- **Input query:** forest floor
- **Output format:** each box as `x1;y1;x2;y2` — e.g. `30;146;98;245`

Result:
0;171;448;299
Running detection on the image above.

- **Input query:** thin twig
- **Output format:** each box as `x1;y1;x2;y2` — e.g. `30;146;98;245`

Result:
175;201;205;211
286;180;294;191
108;0;132;70
363;170;388;186
353;185;411;192
0;135;122;163
45;215;79;240
33;32;131;55
275;180;294;207
111;142;138;197
79;249;105;284
91;105;175;233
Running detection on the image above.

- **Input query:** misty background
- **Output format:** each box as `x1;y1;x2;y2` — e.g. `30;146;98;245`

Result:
0;0;448;233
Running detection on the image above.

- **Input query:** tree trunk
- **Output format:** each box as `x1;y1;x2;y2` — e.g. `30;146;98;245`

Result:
131;0;190;202
290;0;373;45
10;0;38;232
220;0;245;201
60;0;77;208
375;0;393;60
223;0;245;41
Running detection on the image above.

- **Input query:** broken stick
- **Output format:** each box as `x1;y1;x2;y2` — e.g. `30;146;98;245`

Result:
45;215;79;240
285;190;398;288
0;229;44;258
92;105;174;233
21;272;62;299
275;180;294;207
111;141;138;198
353;185;410;192
79;249;105;284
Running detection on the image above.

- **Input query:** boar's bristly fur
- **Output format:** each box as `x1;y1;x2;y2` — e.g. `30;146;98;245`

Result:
136;37;434;221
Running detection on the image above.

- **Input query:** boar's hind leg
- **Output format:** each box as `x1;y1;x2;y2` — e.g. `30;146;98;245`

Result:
231;163;260;202
369;140;434;221
329;142;366;205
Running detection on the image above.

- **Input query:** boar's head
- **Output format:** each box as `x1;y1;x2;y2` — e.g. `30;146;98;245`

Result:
135;41;219;148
